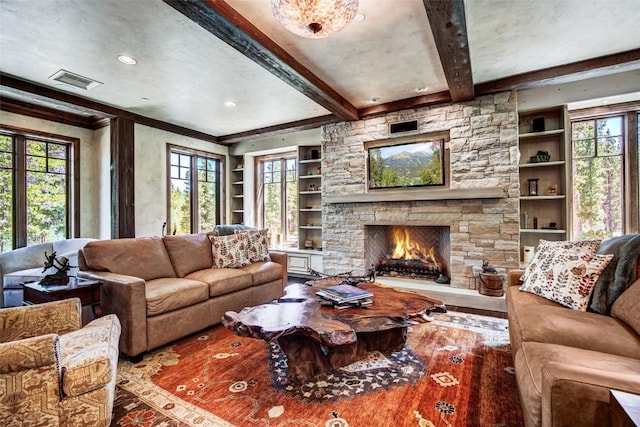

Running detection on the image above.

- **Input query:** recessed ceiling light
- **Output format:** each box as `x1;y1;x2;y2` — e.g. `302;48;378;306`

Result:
354;14;366;22
414;86;428;93
117;55;137;65
370;97;380;103
224;101;237;108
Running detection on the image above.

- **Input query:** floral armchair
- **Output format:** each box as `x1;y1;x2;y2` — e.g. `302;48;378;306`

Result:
0;298;121;426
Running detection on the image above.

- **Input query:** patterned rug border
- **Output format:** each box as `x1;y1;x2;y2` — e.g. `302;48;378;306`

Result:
117;371;235;427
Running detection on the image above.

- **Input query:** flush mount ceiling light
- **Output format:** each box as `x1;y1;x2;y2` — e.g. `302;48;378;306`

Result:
224;101;237;108
271;0;359;39
117;54;137;65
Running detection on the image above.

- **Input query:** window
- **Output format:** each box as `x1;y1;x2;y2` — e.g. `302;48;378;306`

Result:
257;154;298;246
0;128;77;254
168;146;223;235
571;116;624;239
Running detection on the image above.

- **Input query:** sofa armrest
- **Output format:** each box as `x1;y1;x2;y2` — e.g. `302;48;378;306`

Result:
541;360;640;427
269;251;288;287
59;314;121;398
508;269;524;287
77;270;147;358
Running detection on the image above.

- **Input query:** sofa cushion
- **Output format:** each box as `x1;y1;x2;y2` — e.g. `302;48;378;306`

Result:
213;224;256;236
59;314;120;397
163;233;213;278
185;268;253;298
240;261;283;285
82;237;176;281
611;279;640;335
144;278;209;316
210;234;251;268
519;246;612;311
236;229;271;263
508;289;640;359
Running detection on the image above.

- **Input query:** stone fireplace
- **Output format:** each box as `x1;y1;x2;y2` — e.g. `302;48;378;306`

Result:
320;92;521;289
365;225;450;282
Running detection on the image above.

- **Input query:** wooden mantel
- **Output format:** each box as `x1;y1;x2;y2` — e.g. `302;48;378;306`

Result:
324;187;506;204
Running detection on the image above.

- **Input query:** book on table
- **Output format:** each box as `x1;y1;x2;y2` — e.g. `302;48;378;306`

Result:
315;283;373;304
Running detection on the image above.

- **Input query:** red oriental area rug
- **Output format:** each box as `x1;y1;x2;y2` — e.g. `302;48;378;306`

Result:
111;311;524;427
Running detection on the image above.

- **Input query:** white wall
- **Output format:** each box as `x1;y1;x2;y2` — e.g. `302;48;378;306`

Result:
517;68;640;111
230;128;321;226
133;124;228;237
0;110;104;238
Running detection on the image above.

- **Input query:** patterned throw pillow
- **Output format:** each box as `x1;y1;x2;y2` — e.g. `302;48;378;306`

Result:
520;239;602;284
236;229;271;263
519;247;613;310
210;234;251;268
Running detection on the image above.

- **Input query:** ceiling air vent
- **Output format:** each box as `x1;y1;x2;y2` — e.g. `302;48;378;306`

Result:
49;69;103;90
389;120;418;134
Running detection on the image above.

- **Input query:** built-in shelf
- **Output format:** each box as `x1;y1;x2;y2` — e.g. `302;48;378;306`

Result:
520;229;566;234
519;160;566;169
300;208;321;212
232;168;244;172
519;128;565;139
232;181;244;185
300;190;322;195
325;186;505;204
300;225;322;229
232;194;244;198
300;174;321;179
299;159;321;164
520;195;566;200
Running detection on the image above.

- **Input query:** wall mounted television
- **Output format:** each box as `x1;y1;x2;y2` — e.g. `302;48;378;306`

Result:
367;139;445;190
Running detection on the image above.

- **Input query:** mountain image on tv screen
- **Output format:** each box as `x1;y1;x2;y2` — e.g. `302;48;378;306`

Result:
368;140;444;189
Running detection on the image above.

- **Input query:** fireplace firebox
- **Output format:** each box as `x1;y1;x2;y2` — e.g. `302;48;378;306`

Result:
365;225;450;283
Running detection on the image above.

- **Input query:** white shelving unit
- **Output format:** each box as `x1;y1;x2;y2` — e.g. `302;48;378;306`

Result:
230;155;244;224
518;106;570;261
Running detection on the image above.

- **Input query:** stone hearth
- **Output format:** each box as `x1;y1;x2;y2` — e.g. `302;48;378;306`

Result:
320;92;520;291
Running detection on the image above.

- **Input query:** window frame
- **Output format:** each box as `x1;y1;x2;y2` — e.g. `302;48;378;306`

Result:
0;125;80;250
255;151;298;245
166;144;225;235
569;101;640;236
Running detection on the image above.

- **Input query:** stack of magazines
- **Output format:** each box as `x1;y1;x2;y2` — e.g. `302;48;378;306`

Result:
316;283;374;309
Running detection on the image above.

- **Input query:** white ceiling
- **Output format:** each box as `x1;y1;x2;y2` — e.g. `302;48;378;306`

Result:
1;0;639;139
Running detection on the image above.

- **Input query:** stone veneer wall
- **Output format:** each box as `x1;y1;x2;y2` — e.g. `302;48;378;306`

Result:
321;91;521;288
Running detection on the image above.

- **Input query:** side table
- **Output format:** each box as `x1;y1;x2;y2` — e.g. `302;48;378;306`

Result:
21;278;103;325
611;390;640;427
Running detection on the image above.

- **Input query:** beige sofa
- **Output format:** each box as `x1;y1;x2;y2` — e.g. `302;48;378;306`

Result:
77;232;287;360
0;238;98;308
506;239;640;427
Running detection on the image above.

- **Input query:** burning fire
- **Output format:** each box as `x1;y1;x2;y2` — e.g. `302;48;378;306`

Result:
390;226;440;269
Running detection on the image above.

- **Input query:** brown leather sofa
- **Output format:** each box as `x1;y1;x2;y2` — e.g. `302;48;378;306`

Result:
507;254;640;426
77;233;287;360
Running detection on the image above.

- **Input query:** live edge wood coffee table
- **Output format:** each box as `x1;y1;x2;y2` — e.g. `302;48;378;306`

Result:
222;278;446;384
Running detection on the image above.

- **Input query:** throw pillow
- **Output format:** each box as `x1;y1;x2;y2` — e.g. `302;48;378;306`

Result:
589;234;639;314
519;248;613;311
520;239;601;284
210;234;251;268
236;229;271;263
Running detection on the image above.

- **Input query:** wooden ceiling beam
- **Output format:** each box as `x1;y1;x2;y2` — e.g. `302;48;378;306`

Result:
163;0;359;122
423;0;474;102
218;114;338;144
358;91;452;118
0;96;96;129
475;48;640;95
